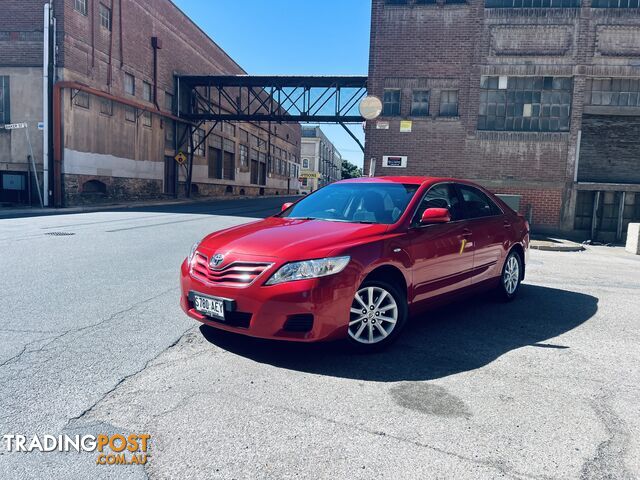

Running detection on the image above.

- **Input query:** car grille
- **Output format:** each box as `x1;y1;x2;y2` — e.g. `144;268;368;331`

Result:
191;253;272;286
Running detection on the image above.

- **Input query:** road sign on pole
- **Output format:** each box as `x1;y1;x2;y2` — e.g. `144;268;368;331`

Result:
174;152;187;165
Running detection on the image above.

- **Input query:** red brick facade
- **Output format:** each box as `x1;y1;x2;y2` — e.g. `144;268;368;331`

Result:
366;0;640;236
1;0;301;206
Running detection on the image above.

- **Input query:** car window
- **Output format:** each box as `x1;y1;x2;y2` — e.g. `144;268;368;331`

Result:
280;183;419;225
457;184;502;219
414;183;463;223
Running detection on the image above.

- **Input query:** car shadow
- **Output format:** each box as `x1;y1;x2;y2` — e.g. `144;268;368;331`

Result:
199;284;598;382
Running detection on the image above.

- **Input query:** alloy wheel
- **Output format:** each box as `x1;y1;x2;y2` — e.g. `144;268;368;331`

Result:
348;286;398;344
503;255;520;295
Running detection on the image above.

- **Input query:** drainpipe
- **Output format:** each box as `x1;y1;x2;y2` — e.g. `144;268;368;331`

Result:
42;2;51;207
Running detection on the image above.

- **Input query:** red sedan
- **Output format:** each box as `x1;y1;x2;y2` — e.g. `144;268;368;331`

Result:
180;177;529;351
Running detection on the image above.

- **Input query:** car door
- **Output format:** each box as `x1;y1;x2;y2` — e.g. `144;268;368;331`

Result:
455;183;508;285
408;183;475;303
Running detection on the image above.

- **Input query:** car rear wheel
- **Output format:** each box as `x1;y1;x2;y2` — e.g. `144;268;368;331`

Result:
347;280;407;352
498;250;522;301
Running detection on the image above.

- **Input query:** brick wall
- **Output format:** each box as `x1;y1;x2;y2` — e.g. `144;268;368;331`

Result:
0;0;48;67
579;114;640;184
366;0;640;232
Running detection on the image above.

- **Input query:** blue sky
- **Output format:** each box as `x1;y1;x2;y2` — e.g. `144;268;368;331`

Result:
173;0;371;167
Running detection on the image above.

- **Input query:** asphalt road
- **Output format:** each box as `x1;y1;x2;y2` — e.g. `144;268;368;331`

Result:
1;197;639;479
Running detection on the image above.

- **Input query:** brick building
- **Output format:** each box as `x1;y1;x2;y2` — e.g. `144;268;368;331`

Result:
0;0;301;207
365;0;640;241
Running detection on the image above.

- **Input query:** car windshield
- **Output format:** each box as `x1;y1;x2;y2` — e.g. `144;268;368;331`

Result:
280;182;419;225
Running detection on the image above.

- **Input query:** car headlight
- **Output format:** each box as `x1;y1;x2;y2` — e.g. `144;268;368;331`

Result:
265;256;350;285
187;241;200;264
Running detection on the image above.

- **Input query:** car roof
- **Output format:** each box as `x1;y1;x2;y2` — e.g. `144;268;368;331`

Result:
337;176;465;186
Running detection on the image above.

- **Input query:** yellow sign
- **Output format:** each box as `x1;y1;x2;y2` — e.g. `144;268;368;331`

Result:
400;120;412;133
300;171;321;179
174;152;187;165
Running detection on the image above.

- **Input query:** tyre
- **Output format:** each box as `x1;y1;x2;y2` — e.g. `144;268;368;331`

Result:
347;279;407;352
498;250;522;301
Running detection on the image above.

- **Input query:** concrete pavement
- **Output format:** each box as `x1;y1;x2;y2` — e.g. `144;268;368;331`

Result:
0;197;639;479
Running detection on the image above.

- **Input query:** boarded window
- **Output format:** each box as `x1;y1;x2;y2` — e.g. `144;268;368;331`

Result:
124;73;135;96
100;98;113;115
73;90;90;109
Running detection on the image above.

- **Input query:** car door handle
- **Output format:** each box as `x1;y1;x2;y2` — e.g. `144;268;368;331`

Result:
503;221;512;228
462;229;472;237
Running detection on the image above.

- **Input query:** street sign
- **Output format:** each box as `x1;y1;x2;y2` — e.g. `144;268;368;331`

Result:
300;171;321;179
174;152;187;165
2;122;28;130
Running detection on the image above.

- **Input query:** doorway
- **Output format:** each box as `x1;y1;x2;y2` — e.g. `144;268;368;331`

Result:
164;156;177;196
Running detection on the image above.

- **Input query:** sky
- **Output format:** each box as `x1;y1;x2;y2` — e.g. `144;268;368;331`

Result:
172;0;371;168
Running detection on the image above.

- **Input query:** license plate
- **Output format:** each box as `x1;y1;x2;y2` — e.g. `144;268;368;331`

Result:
193;295;225;320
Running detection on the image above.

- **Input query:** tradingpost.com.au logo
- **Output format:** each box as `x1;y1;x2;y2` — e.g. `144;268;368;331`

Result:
3;433;151;466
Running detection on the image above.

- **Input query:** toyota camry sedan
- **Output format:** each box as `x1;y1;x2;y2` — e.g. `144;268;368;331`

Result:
180;177;529;351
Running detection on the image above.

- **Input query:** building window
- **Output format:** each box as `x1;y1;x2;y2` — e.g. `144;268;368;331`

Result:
208;135;223;179
74;0;88;15
478;76;572;132
588;78;640;107
383;89;401;116
124;73;135;96
143;81;152;103
100;98;113;116
439;90;458;117
223;123;236;137
591;0;638;5
411;90;430;116
125;105;136;123
223;139;236;180
99;4;112;31
301;127;317;138
165;120;174;149
73;89;90;109
485;0;579;6
239;144;248;168
302;158;310;169
142;111;152;127
0;76;9;124
165;92;173;112
195;128;206;156
239;129;249;143
301;177;308;187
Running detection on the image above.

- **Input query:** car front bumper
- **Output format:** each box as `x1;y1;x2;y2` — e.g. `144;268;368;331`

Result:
180;259;358;342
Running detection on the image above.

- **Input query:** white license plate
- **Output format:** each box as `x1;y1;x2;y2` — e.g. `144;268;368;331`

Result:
193;295;225;319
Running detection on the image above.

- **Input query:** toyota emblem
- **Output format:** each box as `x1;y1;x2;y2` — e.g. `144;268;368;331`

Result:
210;254;225;268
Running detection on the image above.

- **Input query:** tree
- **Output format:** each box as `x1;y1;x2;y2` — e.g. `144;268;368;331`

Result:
341;160;362;179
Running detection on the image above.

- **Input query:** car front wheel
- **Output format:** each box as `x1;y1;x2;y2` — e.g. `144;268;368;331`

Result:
347;280;407;352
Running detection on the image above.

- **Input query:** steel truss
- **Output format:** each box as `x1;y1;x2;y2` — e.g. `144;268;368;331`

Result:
176;75;368;124
174;75;368;198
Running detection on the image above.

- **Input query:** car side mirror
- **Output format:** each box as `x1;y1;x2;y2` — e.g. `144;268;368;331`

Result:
421;207;451;224
281;202;294;212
